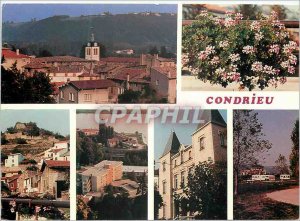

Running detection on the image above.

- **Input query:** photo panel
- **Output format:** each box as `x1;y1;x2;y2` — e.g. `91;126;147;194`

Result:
76;109;148;220
0;109;70;220
2;3;178;104
181;4;299;91
154;109;228;220
233;109;299;220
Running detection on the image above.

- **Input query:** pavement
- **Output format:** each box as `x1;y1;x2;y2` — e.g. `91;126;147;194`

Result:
266;187;299;206
182;76;299;91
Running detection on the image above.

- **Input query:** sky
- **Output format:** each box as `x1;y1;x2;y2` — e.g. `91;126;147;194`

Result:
2;4;178;22
254;110;298;166
154;109;227;163
76;111;148;143
0;110;70;136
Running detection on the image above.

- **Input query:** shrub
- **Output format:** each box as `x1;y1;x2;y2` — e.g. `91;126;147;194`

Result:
15;138;27;144
182;11;299;90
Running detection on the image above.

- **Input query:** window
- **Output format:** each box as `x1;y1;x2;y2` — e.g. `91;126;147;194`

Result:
189;151;192;160
199;137;205;150
181;151;184;164
174;175;178;190
84;94;92;102
156;80;159;86
220;133;225;146
10;183;14;188
60;91;64;99
181;171;185;188
12;159;14;163
163;161;166;171
69;93;74;101
162;181;166;194
174;160;176;168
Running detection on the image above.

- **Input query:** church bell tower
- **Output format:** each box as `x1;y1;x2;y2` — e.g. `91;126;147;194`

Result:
85;27;100;61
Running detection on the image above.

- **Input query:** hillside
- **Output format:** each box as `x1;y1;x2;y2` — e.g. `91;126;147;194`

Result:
2;13;177;56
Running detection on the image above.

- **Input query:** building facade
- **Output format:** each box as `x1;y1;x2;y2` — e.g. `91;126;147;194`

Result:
158;110;227;219
5;153;25;167
80;160;123;194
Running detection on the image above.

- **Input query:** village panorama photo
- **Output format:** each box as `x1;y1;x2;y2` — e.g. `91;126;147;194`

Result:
1;4;177;104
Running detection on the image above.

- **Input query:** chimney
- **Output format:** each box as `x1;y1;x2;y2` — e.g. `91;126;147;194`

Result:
16;49;20;55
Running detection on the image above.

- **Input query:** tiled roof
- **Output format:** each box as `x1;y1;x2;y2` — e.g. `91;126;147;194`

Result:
69;79;116;90
109;68;149;84
49;65;84;73
101;57;140;64
34;56;91;63
52;148;66;154
151;66;177;79
81;129;99;133
2;48;30;59
157;57;175;62
23;62;51;69
44;160;70;168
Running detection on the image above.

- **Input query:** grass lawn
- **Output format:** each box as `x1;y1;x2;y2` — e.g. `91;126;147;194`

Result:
234;192;299;220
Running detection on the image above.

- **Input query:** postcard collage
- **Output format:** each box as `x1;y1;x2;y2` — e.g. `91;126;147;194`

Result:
0;0;299;220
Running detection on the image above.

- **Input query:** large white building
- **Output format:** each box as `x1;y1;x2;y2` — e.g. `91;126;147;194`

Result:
5;153;25;167
158;110;227;219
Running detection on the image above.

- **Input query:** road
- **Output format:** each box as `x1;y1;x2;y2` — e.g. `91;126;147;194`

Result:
266;187;299;205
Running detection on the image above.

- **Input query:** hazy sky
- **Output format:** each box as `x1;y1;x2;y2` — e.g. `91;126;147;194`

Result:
0;110;70;136
76;111;148;143
254;110;298;166
3;4;177;22
154;109;227;163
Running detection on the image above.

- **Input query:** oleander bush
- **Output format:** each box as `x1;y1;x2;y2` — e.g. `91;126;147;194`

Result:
182;11;299;90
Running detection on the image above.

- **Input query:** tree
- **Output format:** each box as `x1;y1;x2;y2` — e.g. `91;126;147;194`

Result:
25;122;40;136
271;5;287;20
154;186;163;220
290;119;299;178
118;90;141;103
1;65;55;103
38;49;53;57
148;46;159;55
6;127;16;134
275;154;289;174
233;110;272;195
175;161;227;219
234;5;262;20
77;195;92;220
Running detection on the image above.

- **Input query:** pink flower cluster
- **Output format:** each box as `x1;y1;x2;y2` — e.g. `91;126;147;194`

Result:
229;53;240;62
198;45;215;60
268;44;280;54
242;46;255;54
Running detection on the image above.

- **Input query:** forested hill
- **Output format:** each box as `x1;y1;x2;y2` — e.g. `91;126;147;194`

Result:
2;13;177;57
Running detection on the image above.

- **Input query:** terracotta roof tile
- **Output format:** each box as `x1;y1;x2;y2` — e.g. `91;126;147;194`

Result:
151;66;177;79
2;48;30;59
101;57;140;64
44;160;70;168
34;56;91;63
68;79;116;90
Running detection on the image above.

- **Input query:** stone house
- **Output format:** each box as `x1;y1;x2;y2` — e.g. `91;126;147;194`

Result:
58;79;119;104
150;66;176;103
40;160;70;199
1;48;31;71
